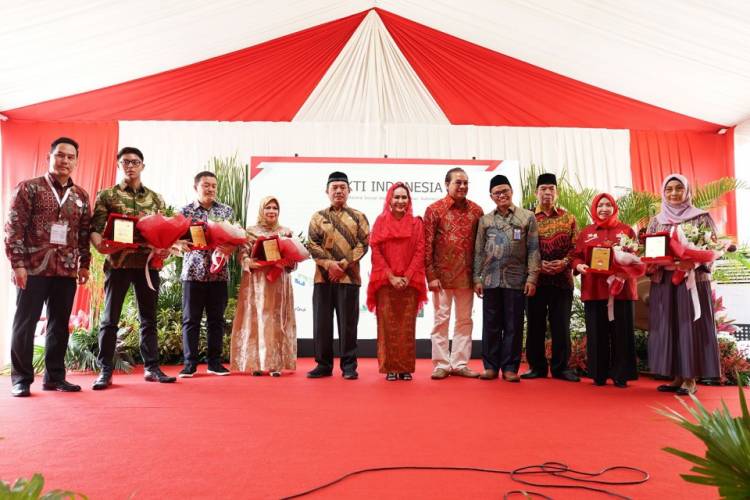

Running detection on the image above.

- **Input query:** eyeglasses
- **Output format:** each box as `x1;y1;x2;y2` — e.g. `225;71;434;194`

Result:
120;159;142;167
491;189;512;197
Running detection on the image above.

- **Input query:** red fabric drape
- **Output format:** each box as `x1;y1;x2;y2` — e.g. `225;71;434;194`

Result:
377;9;722;132
1;120;119;316
629;128;736;236
1;12;367;121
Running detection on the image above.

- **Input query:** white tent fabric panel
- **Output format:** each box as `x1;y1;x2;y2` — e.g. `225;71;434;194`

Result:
2;1;750;125
294;11;449;124
119;120;631;210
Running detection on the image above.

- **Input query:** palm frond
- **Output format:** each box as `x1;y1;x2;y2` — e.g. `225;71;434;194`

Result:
657;379;750;497
616;190;660;228
693;177;748;210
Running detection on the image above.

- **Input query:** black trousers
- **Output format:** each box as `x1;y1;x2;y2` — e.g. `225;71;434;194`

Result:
312;283;359;372
11;276;77;385
482;287;525;373
584;300;638;382
526;285;573;375
181;280;228;366
98;268;160;371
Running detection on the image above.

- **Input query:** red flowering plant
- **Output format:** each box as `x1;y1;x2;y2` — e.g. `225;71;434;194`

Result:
712;288;739;335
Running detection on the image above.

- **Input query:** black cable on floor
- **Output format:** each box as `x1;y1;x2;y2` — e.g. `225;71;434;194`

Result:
280;462;650;499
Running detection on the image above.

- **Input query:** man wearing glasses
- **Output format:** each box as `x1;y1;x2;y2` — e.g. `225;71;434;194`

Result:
89;147;176;389
473;175;540;382
424;167;484;380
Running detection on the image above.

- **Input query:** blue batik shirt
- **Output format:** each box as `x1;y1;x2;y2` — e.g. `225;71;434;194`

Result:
180;200;234;282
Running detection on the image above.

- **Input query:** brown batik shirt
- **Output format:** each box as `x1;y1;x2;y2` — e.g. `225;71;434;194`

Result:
307;205;370;286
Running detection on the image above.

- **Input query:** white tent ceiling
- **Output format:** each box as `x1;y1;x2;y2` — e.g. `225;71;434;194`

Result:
1;0;750;126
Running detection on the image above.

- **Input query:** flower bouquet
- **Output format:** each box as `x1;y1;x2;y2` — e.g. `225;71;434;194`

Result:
670;222;729;285
136;211;192;289
249;234;311;282
206;219;248;273
593;233;647;320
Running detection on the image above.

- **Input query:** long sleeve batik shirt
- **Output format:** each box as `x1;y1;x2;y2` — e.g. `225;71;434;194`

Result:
5;173;91;278
424;195;484;289
307;205;370;286
473;205;540;290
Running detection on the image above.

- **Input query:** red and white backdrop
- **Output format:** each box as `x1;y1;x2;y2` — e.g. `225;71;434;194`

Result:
0;9;740;351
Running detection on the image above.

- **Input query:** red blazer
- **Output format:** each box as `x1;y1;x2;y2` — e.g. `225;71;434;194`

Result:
571;222;638;301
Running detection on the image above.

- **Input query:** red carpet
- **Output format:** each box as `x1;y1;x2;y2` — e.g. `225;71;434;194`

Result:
0;358;744;499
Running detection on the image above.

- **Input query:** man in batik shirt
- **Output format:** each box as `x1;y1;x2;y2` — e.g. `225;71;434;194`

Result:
473;175;540;382
424;167;484;380
89;146;175;389
522;173;580;382
177;171;234;378
5;137;91;397
306;171;370;380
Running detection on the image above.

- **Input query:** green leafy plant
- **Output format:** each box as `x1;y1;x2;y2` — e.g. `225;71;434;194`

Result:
208;155;250;298
658;380;750;498
615;190;660;228
0;473;85;499
519;164;595;229
693;178;748;211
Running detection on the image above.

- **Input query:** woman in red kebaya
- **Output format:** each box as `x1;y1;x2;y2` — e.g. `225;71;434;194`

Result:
571;193;640;388
367;183;427;381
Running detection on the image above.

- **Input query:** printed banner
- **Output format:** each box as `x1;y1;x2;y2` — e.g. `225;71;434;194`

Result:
248;156;520;339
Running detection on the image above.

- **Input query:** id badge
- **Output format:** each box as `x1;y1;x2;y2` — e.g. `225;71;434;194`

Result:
324;233;335;250
513;228;522;241
50;222;68;245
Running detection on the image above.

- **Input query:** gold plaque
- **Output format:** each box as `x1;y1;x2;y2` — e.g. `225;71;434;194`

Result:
262;239;282;261
113;219;134;244
190;225;207;247
590;247;611;271
644;235;667;258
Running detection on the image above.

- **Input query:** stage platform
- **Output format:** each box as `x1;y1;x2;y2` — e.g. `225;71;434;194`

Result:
1;358;743;499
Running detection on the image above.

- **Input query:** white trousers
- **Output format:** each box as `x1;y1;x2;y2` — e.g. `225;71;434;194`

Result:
430;288;474;370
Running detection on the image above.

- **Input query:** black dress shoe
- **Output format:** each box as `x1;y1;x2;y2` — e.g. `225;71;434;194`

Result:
657;384;680;393
613;380;628;388
342;370;359;380
385;373;397;381
552;371;580;382
92;372;113;390
594;379;607;386
676;387;697;396
307;366;333;378
520;370;547;379
11;383;30;397
42;380;81;392
399;373;413;381
144;367;176;383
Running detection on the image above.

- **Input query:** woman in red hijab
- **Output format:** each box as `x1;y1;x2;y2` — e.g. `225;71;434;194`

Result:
571;193;639;388
367;183;427;381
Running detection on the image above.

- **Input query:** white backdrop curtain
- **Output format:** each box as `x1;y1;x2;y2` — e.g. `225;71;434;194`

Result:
121;120;632;210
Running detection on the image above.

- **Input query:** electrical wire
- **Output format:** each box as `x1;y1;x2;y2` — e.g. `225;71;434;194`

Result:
281;462;650;499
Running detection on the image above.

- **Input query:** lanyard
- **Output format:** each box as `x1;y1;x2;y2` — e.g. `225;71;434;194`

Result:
44;174;72;210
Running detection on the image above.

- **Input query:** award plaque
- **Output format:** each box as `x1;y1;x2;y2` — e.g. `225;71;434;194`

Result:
262;238;282;261
585;245;613;274
189;225;207;247
113;219;134;244
589;247;612;272
102;213;140;249
641;232;673;264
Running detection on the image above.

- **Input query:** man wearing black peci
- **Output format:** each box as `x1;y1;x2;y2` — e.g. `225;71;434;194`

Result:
306;172;370;380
